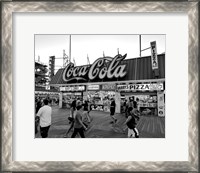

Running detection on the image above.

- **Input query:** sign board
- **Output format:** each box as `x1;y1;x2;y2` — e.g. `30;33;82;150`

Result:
62;54;127;83
117;83;163;91
74;92;82;96
102;84;116;90
157;91;165;117
45;85;50;90
150;41;159;70
60;86;85;92
87;85;100;90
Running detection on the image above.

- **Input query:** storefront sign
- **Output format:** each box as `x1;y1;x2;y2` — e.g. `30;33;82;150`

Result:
102;84;116;90
74;92;82;96
87;85;100;90
117;83;163;91
150;41;159;70
60;86;85;91
62;54;127;82
157;92;165;117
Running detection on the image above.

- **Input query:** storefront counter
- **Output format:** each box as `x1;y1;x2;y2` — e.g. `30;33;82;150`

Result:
91;104;104;111
90;104;111;112
140;106;157;116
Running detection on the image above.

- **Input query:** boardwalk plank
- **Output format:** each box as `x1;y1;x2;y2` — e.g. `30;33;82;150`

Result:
149;117;153;133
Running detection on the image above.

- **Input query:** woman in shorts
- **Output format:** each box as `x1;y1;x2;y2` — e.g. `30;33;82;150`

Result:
124;107;140;138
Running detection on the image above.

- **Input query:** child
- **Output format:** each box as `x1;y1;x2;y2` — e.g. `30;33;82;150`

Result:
124;107;140;138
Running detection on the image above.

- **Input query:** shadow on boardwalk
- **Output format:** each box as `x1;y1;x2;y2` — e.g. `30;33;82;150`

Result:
35;106;165;138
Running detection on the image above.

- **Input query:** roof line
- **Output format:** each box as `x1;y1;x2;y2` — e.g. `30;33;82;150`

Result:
50;78;165;87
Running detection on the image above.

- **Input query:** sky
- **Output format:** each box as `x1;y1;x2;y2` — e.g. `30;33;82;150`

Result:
35;34;165;72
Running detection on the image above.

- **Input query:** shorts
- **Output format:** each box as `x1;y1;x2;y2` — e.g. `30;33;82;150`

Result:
40;125;50;138
127;122;137;129
110;109;115;116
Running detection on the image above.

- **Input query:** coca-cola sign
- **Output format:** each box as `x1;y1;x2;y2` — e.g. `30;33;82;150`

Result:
62;54;127;83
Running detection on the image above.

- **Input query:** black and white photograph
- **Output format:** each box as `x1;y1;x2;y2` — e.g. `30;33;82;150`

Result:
2;0;199;171
34;34;165;138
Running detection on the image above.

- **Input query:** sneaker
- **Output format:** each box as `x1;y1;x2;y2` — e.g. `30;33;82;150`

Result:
63;134;68;138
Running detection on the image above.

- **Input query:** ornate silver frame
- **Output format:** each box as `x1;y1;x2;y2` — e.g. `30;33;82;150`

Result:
1;1;199;172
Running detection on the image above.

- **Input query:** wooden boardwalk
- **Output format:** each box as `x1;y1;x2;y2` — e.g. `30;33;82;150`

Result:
35;107;165;138
112;113;165;138
136;115;165;138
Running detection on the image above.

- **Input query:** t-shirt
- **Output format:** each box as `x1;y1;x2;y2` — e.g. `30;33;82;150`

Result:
82;111;90;125
71;100;76;109
133;101;137;109
37;105;52;127
110;100;116;107
76;100;82;107
110;101;116;111
128;101;133;108
126;112;138;129
74;111;83;128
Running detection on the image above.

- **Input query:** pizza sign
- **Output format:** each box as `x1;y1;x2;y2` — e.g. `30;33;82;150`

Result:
117;83;163;91
150;41;159;70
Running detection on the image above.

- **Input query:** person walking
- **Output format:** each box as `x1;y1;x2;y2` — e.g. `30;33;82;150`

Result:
135;97;141;113
35;97;42;134
36;99;52;138
123;100;127;113
71;98;77;118
71;105;87;138
128;97;134;109
63;98;77;137
82;100;91;128
124;107;140;138
132;96;137;109
125;97;133;118
87;100;92;115
76;98;82;107
110;98;117;123
36;98;42;114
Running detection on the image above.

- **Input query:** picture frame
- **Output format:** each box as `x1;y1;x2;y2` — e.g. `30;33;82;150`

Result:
1;1;199;172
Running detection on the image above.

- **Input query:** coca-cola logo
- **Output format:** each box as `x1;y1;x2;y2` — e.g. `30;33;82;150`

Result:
62;54;127;82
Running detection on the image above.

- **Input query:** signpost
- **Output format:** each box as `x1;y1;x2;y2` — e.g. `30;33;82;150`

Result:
150;41;159;70
157;91;165;117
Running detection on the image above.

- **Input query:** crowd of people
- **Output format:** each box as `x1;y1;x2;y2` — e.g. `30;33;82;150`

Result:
35;96;141;138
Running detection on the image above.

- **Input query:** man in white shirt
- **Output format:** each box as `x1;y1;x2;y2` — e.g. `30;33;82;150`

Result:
36;99;52;138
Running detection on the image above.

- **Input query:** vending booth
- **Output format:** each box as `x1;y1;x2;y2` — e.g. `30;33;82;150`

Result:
50;53;165;116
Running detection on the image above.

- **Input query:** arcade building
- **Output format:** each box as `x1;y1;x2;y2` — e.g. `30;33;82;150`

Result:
50;52;165;117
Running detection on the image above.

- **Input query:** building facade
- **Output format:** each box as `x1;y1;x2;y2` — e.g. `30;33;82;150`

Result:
50;53;165;116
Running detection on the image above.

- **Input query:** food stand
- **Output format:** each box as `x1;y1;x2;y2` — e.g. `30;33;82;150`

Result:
50;53;165;116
